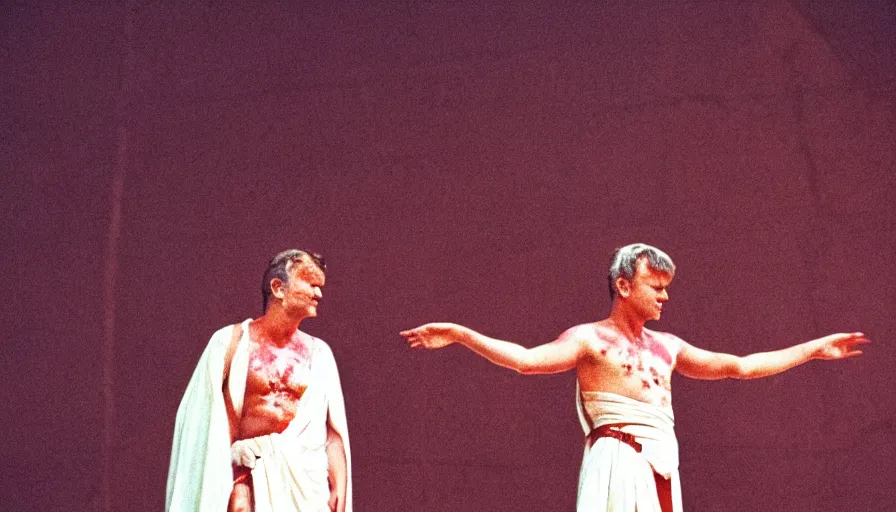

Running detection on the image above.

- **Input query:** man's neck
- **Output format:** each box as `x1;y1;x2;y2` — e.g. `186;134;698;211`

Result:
607;303;648;340
254;308;304;347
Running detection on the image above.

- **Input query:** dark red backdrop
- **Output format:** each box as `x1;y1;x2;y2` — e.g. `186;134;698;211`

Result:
2;1;894;510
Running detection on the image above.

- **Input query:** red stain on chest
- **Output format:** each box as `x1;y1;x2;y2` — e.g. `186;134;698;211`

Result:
642;336;672;366
601;329;672;366
248;341;312;395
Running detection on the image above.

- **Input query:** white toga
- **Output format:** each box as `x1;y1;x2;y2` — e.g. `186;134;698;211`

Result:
166;319;352;511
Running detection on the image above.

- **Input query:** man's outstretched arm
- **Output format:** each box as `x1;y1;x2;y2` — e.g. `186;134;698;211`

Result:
676;332;869;380
401;322;583;375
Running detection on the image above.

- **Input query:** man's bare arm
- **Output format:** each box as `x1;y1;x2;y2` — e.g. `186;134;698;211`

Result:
400;323;582;375
676;332;869;380
325;419;347;512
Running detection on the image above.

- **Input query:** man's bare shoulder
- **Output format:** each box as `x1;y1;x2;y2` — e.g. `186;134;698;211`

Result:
642;327;683;342
643;327;685;356
557;322;604;342
557;321;627;349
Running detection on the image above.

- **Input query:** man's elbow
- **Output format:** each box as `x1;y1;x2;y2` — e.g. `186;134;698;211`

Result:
729;358;757;379
514;352;543;375
517;364;538;375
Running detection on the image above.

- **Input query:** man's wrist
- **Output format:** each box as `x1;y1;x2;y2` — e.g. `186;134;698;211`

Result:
804;338;824;360
455;325;474;346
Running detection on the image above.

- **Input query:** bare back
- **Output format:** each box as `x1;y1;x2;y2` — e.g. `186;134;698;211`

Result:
234;322;315;439
575;320;682;411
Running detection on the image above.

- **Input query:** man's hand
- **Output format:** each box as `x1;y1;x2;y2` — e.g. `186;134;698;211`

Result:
328;491;341;512
400;323;464;349
230;440;260;469
811;332;870;360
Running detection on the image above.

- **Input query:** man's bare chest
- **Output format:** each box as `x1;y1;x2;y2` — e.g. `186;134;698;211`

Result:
244;343;313;400
583;329;679;391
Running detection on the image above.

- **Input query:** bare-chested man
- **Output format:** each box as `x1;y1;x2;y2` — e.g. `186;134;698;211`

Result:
400;243;867;512
168;250;351;512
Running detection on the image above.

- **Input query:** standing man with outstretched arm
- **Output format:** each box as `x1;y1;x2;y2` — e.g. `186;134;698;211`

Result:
401;243;867;512
168;250;352;512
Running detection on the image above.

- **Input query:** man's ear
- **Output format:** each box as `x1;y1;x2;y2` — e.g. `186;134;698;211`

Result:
615;277;632;298
270;278;287;299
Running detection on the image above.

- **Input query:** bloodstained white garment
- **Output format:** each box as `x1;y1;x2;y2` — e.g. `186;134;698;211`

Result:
166;319;352;511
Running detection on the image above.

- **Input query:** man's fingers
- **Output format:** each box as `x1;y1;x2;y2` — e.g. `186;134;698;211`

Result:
239;447;257;468
400;325;430;336
231;441;260;468
830;332;870;349
839;335;870;349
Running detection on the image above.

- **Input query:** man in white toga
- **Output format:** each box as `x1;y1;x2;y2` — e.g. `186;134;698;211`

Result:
168;250;351;512
401;243;867;512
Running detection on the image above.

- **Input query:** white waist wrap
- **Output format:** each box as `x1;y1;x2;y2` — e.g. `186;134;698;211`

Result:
575;387;683;512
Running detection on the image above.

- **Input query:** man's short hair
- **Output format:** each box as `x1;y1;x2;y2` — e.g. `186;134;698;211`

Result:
607;243;675;300
261;249;326;312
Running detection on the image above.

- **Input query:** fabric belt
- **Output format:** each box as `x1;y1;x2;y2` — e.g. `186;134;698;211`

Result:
585;423;672;512
585;423;642;453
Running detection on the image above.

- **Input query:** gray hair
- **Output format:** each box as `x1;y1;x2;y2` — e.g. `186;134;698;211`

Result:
607;243;675;300
261;249;326;312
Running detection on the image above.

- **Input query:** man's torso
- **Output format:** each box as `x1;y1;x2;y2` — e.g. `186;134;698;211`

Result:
230;323;316;439
576;320;682;411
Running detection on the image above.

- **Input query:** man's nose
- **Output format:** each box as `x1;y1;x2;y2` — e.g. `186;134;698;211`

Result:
313;287;323;299
658;289;669;301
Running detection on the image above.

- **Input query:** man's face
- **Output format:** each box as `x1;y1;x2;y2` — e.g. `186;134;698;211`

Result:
623;258;672;321
281;261;326;319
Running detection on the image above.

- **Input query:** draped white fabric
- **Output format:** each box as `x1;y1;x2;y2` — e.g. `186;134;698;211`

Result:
166;320;352;511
